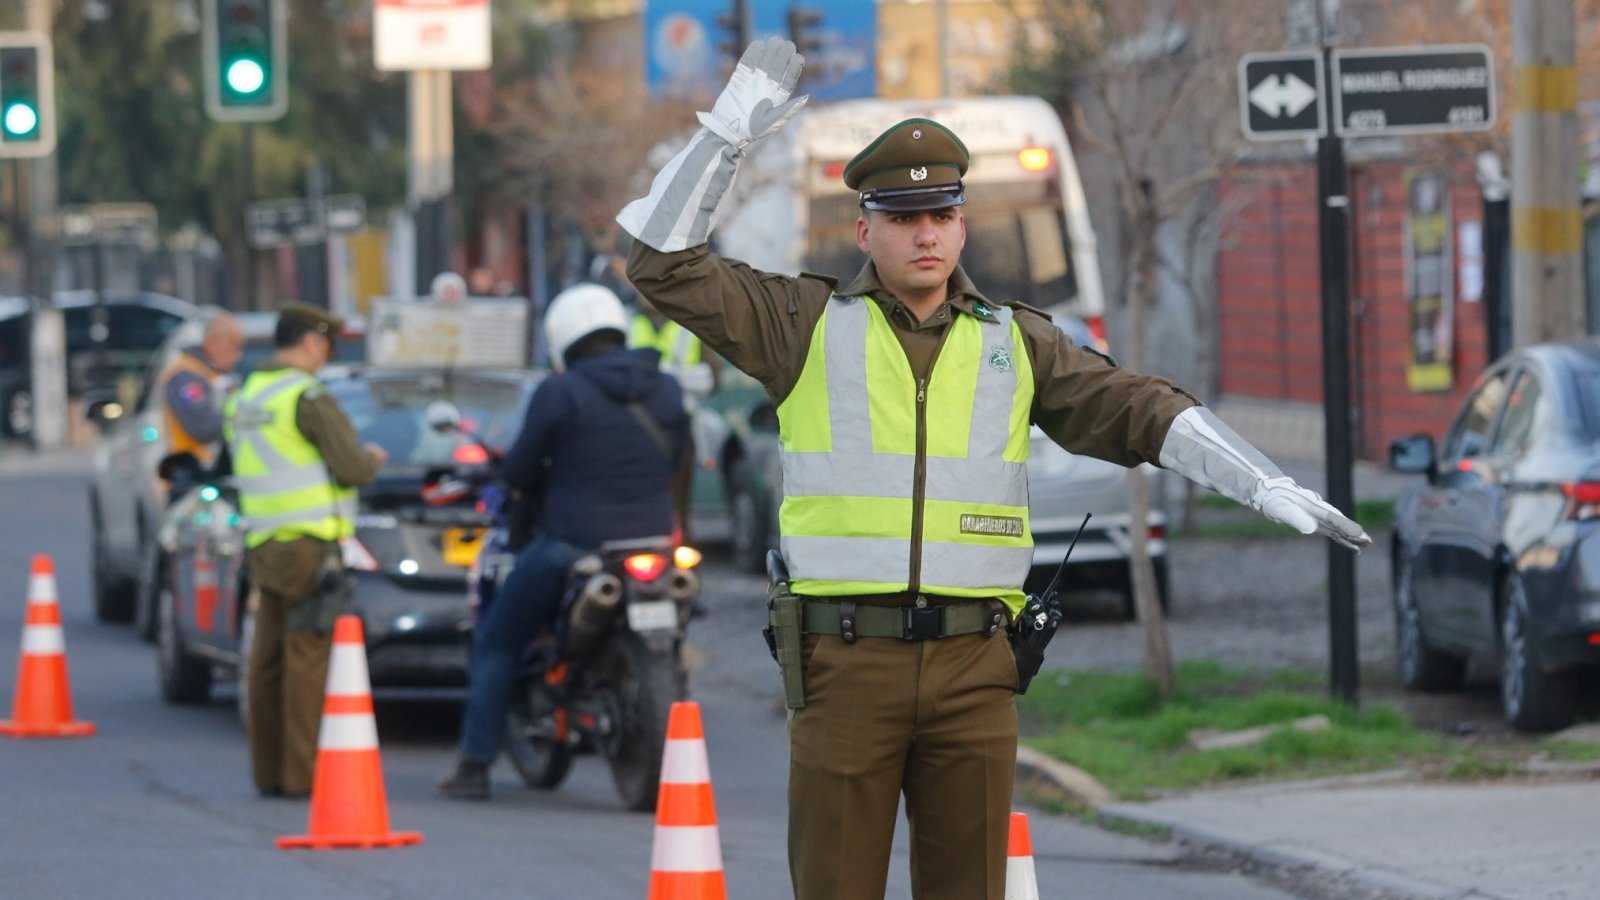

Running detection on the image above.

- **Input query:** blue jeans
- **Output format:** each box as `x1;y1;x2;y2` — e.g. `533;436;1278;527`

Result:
458;536;584;763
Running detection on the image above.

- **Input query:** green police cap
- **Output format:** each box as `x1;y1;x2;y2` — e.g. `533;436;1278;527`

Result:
278;302;345;339
842;118;970;212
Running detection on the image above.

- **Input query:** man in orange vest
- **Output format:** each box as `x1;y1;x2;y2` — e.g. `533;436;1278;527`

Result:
158;310;244;493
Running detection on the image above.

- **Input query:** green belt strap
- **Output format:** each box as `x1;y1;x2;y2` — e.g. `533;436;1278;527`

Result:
802;599;1007;641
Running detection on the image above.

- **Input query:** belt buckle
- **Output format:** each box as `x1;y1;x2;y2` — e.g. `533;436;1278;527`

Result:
902;605;944;641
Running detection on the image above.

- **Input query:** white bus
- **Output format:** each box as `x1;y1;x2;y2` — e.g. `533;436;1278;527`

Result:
718;94;1107;338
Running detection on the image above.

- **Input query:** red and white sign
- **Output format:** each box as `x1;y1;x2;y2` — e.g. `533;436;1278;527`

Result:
374;0;492;72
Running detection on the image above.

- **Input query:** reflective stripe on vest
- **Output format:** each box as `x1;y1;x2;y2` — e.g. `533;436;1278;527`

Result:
224;369;355;548
630;315;702;367
776;295;1035;613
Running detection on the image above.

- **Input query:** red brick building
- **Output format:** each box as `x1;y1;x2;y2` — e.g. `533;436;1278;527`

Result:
1216;158;1493;460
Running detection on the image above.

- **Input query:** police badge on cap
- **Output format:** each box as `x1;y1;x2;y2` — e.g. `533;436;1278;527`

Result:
842;118;970;212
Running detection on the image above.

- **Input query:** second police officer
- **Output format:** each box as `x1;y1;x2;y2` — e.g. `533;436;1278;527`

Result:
616;38;1370;900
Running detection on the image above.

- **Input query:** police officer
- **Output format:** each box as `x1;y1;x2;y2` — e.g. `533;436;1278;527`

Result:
617;39;1370;900
156;310;244;495
224;303;387;799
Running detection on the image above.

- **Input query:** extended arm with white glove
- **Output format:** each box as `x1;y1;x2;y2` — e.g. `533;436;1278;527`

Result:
616;38;807;252
1158;407;1371;550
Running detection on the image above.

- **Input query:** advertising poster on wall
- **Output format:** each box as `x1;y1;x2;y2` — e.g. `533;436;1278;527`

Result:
645;0;874;101
1406;171;1454;392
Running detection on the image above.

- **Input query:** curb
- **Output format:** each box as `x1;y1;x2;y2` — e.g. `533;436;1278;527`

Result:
1097;802;1487;900
1013;745;1111;809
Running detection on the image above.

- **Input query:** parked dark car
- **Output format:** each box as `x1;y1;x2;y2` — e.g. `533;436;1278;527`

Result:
1389;338;1600;731
154;365;539;706
1;292;196;439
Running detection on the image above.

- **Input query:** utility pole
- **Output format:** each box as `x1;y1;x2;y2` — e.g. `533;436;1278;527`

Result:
408;69;453;296
25;0;53;297
1511;0;1582;346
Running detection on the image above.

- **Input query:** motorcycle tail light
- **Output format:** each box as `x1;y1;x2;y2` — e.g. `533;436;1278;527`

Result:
340;537;380;572
1559;482;1600;520
623;553;668;582
673;546;703;570
453;443;488;465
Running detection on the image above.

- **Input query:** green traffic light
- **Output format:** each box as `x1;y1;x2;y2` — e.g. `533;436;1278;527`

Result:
3;101;37;137
225;57;266;96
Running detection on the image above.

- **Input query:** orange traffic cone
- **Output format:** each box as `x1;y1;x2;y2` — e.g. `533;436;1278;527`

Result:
648;702;726;900
1005;812;1040;900
193;546;218;633
277;615;421;850
0;555;94;738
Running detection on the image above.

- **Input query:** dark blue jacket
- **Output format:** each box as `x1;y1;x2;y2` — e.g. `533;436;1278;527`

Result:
501;347;687;549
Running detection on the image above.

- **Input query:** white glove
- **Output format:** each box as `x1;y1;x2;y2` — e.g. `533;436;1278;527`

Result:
1159;407;1371;551
1250;476;1371;551
617;38;808;252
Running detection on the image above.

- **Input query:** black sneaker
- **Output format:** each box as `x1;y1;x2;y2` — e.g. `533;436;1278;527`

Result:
437;758;490;800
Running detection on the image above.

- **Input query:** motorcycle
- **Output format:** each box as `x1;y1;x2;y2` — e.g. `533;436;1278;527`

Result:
423;401;701;812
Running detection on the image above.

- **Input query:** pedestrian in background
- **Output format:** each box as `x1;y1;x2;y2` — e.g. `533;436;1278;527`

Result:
224;303;386;799
617;38;1370;900
156;309;243;497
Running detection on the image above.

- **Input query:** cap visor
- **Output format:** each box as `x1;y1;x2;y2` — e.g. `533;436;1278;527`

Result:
861;186;966;212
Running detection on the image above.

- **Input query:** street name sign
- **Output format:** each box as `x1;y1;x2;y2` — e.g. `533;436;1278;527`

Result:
1332;45;1494;137
1239;51;1325;140
57;202;158;249
246;194;367;248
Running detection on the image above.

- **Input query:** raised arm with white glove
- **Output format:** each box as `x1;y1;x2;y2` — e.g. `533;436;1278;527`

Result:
1159;407;1371;550
616;37;807;252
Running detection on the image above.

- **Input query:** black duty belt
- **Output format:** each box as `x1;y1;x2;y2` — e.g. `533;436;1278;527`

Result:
801;597;1008;643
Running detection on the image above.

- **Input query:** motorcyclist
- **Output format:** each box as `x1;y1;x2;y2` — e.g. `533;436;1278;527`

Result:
438;283;690;800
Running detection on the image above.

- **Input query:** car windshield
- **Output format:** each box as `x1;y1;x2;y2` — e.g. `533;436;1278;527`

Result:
326;372;532;468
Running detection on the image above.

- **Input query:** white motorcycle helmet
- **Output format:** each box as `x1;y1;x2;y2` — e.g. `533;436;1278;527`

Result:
544;283;629;371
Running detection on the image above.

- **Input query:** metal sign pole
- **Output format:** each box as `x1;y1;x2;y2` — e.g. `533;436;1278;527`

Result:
1317;39;1359;707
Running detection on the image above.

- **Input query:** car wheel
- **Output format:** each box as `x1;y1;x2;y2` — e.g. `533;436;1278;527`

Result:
236;602;256;726
90;488;136;623
727;461;770;575
1499;572;1576;732
5;387;31;438
157;572;212;705
134;537;163;643
1392;552;1466;691
1119;556;1170;621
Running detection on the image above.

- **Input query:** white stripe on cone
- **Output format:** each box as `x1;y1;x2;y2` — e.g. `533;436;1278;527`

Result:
659;738;711;783
326;644;371;696
28;574;54;603
649;825;724;872
21;625;64;655
1006;857;1039;899
318;713;379;751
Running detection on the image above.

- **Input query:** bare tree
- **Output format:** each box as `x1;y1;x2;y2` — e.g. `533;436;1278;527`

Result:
1017;0;1282;695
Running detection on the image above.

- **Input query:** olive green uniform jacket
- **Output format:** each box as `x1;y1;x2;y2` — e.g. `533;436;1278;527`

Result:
625;244;1201;466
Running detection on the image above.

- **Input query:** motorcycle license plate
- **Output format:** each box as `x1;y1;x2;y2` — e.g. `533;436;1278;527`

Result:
441;527;485;568
626;600;677;632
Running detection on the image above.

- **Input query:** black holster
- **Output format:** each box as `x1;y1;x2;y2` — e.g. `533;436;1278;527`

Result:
761;550;806;710
286;545;354;635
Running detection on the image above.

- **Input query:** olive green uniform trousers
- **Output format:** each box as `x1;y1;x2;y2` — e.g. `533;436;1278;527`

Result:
789;628;1019;900
246;537;333;796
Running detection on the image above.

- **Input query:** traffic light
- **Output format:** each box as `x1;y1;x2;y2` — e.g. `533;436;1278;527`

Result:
202;0;288;123
787;6;824;58
716;0;751;64
0;33;54;158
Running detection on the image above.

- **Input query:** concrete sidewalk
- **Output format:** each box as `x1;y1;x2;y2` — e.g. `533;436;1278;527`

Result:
1099;775;1600;900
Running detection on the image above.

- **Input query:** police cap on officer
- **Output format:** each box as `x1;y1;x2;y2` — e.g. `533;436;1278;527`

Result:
276;302;344;343
843;117;970;212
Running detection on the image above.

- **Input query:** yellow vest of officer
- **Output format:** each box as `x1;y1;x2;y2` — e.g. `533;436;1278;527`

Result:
776;295;1035;613
160;351;225;465
630;314;702;367
224;368;355;549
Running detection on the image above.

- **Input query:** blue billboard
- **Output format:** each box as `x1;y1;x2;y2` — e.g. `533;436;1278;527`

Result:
646;1;875;102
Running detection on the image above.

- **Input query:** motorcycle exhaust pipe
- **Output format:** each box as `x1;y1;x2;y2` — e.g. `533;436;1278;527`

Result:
566;572;623;656
668;568;700;625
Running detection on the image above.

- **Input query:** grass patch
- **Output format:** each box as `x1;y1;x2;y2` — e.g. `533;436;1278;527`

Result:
1018;661;1441;799
1543;739;1600;763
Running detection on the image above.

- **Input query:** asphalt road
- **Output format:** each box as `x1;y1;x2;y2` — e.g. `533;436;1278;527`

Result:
0;449;1301;899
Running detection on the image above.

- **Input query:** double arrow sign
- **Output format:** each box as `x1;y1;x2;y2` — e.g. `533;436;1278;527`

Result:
1240;45;1494;140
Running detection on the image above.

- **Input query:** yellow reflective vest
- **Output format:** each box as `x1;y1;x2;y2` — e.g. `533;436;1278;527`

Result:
224;368;356;549
630;314;702;367
776;295;1035;613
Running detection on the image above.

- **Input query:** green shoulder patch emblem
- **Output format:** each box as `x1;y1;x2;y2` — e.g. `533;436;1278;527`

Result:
987;346;1014;372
